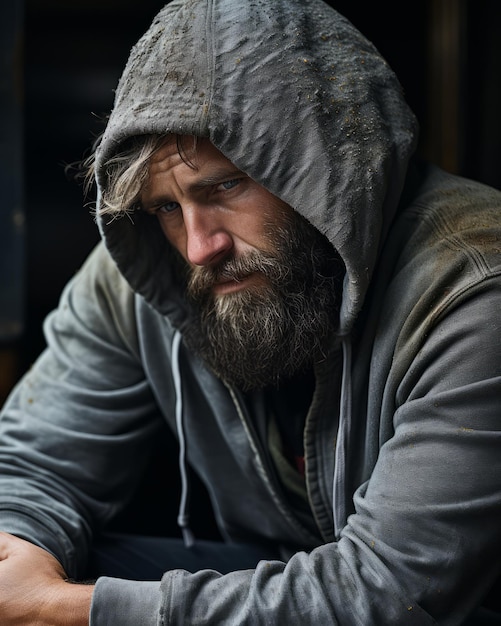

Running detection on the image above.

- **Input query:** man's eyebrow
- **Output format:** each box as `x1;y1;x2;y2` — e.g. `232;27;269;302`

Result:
187;167;245;191
140;167;246;210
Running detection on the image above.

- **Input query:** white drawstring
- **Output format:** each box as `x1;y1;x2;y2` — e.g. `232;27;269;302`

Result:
172;330;195;548
332;335;352;539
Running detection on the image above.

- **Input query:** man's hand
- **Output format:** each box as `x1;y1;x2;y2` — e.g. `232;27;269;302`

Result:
0;531;93;625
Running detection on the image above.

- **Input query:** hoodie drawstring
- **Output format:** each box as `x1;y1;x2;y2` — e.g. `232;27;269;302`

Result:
171;330;195;548
332;335;352;539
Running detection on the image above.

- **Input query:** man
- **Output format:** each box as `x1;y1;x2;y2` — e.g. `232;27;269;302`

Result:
0;0;500;624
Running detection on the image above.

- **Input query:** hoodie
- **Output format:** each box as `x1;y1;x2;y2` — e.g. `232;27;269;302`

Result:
95;0;417;336
0;1;500;624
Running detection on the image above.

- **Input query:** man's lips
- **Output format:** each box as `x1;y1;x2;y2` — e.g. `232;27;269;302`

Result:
212;272;259;295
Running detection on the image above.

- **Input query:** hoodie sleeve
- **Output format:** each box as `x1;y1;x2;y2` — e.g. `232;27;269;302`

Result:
90;579;162;625
0;243;164;578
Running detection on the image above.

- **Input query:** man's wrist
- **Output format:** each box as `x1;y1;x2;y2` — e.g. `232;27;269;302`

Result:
42;580;94;626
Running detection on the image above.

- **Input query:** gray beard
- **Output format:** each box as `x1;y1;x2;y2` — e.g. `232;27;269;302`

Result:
182;212;344;391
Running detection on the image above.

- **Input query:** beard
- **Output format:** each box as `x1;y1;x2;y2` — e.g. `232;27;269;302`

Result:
182;211;344;391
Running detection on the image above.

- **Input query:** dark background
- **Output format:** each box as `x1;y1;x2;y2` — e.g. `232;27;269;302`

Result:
1;0;500;536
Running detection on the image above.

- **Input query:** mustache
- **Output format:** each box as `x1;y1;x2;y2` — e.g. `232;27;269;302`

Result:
187;251;284;299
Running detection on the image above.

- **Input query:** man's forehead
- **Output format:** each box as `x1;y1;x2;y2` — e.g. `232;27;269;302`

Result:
142;134;247;202
150;134;231;170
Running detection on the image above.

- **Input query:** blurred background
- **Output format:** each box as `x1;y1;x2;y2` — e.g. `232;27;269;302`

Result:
1;0;500;534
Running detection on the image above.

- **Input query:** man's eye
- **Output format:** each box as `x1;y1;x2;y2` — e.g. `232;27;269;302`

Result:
218;179;240;191
156;201;180;213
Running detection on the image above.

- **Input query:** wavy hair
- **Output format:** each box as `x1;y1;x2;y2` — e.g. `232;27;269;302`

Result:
81;134;198;219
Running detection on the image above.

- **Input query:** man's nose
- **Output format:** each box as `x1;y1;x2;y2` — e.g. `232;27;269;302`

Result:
183;205;233;267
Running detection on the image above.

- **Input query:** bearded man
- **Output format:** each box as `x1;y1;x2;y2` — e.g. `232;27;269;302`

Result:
0;1;500;624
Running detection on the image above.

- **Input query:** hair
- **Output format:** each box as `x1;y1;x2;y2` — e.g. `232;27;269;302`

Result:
81;133;199;219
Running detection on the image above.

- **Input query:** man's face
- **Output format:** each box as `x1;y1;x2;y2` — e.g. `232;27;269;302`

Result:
141;136;292;293
141;136;343;390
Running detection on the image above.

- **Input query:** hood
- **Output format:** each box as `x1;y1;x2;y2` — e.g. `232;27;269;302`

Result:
95;0;418;335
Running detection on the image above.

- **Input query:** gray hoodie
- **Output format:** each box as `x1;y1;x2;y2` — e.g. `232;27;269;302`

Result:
0;0;500;624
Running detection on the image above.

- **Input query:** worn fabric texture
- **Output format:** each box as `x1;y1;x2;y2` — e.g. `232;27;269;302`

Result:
0;0;500;624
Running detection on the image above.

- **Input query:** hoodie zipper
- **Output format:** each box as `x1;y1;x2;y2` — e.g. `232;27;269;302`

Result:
225;382;322;546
